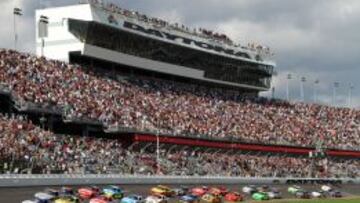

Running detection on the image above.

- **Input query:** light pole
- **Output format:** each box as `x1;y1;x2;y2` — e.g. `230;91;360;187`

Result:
286;73;292;101
39;15;49;57
348;84;354;107
156;130;160;175
300;76;306;102
13;8;22;50
332;82;339;106
313;79;319;103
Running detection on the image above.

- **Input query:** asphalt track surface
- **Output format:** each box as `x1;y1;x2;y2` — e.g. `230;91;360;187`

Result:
0;184;359;203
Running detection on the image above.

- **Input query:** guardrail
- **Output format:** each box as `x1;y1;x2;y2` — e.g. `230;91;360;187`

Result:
0;175;359;187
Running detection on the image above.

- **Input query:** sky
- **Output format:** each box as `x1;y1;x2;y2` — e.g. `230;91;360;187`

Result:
1;0;359;108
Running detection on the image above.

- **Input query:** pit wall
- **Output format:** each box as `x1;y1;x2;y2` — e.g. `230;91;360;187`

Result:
0;175;358;187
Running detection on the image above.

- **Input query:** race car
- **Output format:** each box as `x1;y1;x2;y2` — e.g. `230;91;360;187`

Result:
328;190;343;198
145;195;168;203
256;185;270;192
54;195;80;203
287;185;302;195
103;185;124;199
151;185;174;197
90;196;115;203
61;187;74;195
173;186;189;196
78;186;101;199
34;192;55;203
294;191;311;199
311;191;326;198
224;192;244;202
209;186;228;196
173;187;188;196
120;194;145;203
266;188;281;199
218;186;229;196
251;192;269;201
208;187;222;196
242;185;257;194
201;194;221;203
44;188;60;197
191;186;208;196
22;194;54;203
321;185;332;192
179;195;199;203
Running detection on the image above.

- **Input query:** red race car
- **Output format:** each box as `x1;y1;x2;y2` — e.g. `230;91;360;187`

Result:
224;192;244;202
78;186;101;199
209;188;222;196
209;186;228;196
191;186;208;196
219;186;229;196
89;195;113;203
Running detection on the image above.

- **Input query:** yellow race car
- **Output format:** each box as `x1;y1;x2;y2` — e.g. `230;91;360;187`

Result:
201;194;221;203
54;196;80;203
150;185;174;197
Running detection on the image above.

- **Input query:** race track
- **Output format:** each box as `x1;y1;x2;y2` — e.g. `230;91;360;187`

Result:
0;184;359;203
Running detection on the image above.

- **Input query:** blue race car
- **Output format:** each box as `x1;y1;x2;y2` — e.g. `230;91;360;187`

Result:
121;194;145;203
179;195;199;203
103;185;124;199
61;186;74;195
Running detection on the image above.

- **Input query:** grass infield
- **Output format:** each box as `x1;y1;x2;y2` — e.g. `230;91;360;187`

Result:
247;197;360;203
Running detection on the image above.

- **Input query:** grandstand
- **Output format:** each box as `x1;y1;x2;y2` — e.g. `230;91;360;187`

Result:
0;0;359;180
0;48;359;177
35;0;275;94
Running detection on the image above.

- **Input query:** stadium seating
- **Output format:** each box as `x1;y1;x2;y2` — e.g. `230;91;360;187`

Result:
0;113;359;177
0;49;359;151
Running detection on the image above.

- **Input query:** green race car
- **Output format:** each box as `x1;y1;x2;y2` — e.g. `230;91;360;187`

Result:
252;192;269;201
287;186;301;195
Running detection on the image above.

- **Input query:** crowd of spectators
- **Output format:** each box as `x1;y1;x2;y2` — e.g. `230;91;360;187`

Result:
0;113;358;177
0;50;360;149
0;49;359;151
86;0;271;54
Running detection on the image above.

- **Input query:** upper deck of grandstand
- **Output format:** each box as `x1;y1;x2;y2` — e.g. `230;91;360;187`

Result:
84;0;275;63
35;1;275;92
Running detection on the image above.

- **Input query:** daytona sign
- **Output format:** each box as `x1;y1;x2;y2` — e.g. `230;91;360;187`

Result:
123;21;253;60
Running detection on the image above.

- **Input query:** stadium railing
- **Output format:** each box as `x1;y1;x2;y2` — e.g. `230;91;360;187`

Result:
0;174;358;187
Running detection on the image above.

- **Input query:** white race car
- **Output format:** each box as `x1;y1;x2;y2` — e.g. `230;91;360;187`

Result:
145;195;168;203
22;192;55;203
266;191;282;199
311;191;326;198
242;185;257;194
321;185;332;192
